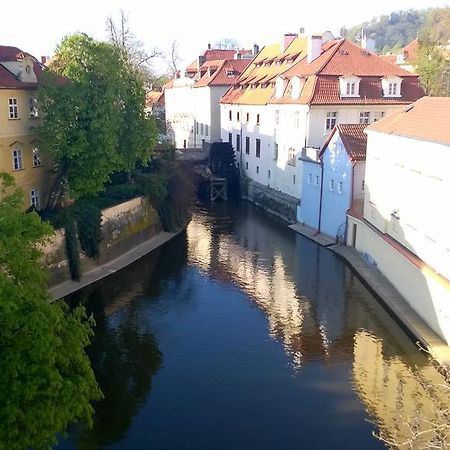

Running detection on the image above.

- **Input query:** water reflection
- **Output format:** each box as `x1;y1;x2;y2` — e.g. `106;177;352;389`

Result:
64;239;189;449
187;203;450;448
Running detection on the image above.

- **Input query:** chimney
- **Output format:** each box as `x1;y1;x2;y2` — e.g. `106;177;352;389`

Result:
361;33;376;53
41;56;49;65
307;35;322;63
284;33;298;50
253;44;260;55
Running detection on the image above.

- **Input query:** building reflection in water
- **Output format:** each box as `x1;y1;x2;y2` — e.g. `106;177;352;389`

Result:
187;204;450;448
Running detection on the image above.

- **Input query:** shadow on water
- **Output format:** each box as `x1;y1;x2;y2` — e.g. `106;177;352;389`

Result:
62;233;189;449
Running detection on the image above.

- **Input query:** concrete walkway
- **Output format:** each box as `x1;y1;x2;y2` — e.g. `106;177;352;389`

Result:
49;231;179;301
289;223;335;247
330;244;450;367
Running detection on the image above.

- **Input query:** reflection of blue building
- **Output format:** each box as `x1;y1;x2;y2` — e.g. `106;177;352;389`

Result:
298;124;367;241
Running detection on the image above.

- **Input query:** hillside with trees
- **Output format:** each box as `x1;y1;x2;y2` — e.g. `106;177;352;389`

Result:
342;9;427;53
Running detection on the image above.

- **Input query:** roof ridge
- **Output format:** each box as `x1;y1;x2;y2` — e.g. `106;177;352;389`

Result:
316;39;346;74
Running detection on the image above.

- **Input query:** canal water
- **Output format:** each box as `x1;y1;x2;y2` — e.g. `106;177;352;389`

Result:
56;202;448;450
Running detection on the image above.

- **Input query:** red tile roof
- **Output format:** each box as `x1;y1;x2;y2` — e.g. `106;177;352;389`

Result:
195;59;250;87
379;54;397;64
401;38;419;62
366;96;450;146
321;123;368;161
0;45;32;61
0;45;44;90
146;91;164;107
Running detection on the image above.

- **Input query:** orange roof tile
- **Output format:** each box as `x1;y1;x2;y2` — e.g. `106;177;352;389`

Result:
401;38;419;62
146;91;164;107
379;54;397;64
366;96;450;146
321;124;368;161
194;59;249;87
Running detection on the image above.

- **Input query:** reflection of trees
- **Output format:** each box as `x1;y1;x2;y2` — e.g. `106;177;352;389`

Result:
63;232;188;448
76;296;162;449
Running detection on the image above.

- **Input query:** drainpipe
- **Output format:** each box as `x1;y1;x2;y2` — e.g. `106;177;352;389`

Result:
317;157;324;234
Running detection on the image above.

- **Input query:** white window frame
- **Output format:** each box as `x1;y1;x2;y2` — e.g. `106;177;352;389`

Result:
307;173;312;184
8;98;19;119
287;147;296;166
329;179;334;191
359;111;370;124
338;181;343;194
30;188;40;209
382;76;402;98
12;148;23;171
315;175;320;186
373;111;385;122
275;109;279;126
29;97;38;118
325;112;337;132
32;146;42;167
339;76;361;97
294;111;300;128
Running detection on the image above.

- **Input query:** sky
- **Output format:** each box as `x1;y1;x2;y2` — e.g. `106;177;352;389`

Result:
2;0;449;74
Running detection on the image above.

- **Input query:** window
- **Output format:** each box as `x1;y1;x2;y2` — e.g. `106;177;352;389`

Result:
268;170;271;179
293;174;296;184
275;109;279;126
8;98;18;119
29;97;38;118
338;181;343;194
274;143;278;161
359;111;370;124
373;111;385;122
245;137;250;155
246;112;250;122
30;189;40;209
236;134;241;152
382;76;402;97
329;179;334;191
12;148;23;170
256;114;260;125
229;110;232;121
205;124;209;136
196;122;199;134
307;173;312;184
256;139;261;158
288;147;296;166
245;162;248;170
325;112;337;132
237;111;240;121
315;175;320;186
294;111;300;128
256;166;259;174
32;146;41;167
362;180;365;191
200;123;204;135
228;133;232;144
346;82;356;96
388;83;397;96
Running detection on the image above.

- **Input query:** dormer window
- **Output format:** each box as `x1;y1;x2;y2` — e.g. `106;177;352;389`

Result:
226;70;235;77
275;77;285;98
339;76;361;98
382;76;402;98
291;76;305;99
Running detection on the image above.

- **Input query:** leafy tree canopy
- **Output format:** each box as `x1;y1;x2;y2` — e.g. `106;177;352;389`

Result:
343;9;427;53
0;173;102;450
38;33;157;206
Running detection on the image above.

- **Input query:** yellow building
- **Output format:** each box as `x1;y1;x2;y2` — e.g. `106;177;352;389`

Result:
0;46;52;209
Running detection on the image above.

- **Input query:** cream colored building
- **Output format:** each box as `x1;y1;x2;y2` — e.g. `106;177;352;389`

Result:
0;46;52;209
347;97;450;346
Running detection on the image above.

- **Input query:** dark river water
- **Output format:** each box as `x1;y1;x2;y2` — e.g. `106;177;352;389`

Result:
56;202;448;450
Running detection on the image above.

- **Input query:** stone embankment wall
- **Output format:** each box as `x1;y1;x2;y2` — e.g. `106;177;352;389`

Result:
42;197;162;286
241;178;299;224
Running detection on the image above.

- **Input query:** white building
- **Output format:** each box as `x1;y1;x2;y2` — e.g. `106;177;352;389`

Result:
347;97;450;346
221;34;424;203
164;48;251;149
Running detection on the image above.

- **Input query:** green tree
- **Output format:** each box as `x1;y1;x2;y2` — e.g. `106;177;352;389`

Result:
38;34;157;208
0;173;102;449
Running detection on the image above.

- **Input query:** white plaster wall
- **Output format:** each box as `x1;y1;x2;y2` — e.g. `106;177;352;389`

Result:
193;86;212;147
308;105;404;149
364;131;450;281
353;161;366;202
165;83;195;148
347;216;450;346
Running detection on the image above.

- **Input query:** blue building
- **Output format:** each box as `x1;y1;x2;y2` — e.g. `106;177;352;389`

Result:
319;124;367;240
297;156;322;229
